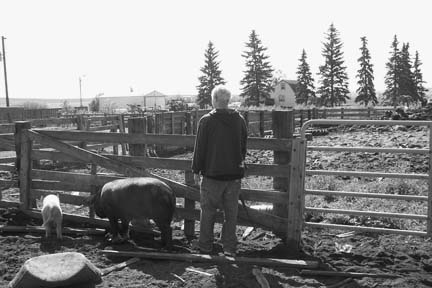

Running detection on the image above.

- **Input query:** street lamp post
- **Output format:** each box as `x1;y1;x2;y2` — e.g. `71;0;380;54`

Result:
79;75;86;107
1;36;9;107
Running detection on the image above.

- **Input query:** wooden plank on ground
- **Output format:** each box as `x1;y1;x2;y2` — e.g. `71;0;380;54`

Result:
100;257;141;276
300;269;400;279
0;225;105;236
100;250;319;269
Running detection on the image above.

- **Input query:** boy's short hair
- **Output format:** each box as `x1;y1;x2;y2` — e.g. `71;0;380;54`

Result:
211;85;231;106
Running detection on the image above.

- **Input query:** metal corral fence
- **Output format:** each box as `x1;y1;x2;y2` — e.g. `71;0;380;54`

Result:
300;119;432;237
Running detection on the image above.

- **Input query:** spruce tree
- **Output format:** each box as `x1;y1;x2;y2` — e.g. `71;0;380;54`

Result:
295;49;316;105
240;30;274;106
413;51;428;106
196;41;226;108
383;35;402;107
398;42;417;106
355;37;377;106
317;23;350;107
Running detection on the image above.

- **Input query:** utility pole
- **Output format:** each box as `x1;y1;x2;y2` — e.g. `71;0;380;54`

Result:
79;75;86;108
79;76;83;107
1;36;10;107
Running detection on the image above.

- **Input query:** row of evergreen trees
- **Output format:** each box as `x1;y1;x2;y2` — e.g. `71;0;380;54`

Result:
196;24;428;108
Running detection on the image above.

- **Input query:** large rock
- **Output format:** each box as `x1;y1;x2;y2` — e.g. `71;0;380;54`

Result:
9;252;102;288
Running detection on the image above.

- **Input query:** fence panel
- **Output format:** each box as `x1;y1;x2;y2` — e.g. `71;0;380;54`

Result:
300;119;431;236
5;111;305;247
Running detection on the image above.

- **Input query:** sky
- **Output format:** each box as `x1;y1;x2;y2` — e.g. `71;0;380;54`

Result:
0;0;431;100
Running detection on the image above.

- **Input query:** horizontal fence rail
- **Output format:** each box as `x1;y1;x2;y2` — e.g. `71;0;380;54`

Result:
32;130;293;151
307;189;428;201
306;170;428;180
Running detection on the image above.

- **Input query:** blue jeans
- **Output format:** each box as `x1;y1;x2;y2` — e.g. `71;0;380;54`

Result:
199;177;241;254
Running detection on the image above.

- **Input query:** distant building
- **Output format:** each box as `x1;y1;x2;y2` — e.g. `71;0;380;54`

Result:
74;106;88;112
270;80;297;108
99;90;167;113
143;90;166;110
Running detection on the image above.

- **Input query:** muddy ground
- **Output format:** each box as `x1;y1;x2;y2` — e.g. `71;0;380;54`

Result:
1;125;432;288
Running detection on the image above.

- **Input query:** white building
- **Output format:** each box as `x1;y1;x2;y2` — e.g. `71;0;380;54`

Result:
99;90;167;113
143;90;166;110
270;80;297;108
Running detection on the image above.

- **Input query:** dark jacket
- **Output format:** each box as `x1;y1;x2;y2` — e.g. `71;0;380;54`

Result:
191;109;247;180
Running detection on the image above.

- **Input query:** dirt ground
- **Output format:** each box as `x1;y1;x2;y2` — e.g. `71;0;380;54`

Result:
1;125;432;287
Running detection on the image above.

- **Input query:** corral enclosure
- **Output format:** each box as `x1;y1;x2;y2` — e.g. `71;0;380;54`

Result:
1;107;431;241
1;111;306;248
1;108;432;287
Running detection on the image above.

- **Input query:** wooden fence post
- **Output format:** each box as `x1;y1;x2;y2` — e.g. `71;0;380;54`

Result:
111;124;119;155
299;110;304;128
118;115;127;155
185;112;192;137
286;138;306;249
154;112;164;155
89;164;97;218
128;117;147;157
193;110;199;134
341;108;344;119
147;115;155;134
160;112;165;134
76;115;89;149
171;112;175;134
184;113;196;238
14;121;33;209
76;115;84;131
259;111;265;137
184;171;195;239
272;111;294;221
243;111;249;127
147;115;156;155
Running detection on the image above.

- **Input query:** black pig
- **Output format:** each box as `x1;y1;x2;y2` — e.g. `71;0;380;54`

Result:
89;177;175;246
